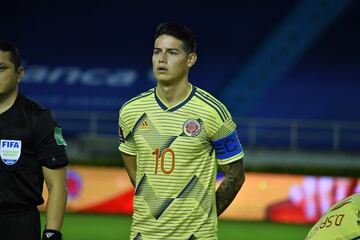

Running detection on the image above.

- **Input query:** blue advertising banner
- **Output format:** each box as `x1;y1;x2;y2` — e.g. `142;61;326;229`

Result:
20;63;153;112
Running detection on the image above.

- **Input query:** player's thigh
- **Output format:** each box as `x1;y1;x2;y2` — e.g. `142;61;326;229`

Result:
0;207;41;240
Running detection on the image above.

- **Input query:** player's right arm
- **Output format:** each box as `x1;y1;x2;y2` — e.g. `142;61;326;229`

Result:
118;105;137;188
121;152;136;187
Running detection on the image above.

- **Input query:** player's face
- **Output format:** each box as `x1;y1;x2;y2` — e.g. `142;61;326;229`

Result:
0;51;23;96
152;34;196;85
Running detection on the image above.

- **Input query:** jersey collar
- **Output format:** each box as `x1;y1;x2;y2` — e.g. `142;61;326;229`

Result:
155;84;196;112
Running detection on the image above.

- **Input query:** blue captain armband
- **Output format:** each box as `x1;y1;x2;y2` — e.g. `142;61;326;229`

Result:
211;130;243;160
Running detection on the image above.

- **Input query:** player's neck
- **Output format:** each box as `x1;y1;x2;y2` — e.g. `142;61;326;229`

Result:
0;88;18;114
156;80;191;108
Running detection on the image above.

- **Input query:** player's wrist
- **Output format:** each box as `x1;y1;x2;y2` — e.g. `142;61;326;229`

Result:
42;229;62;240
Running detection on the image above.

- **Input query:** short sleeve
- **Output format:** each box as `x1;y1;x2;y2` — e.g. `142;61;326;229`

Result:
35;110;69;168
118;107;137;156
210;115;244;165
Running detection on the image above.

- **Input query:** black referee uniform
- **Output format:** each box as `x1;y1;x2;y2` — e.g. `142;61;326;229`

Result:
0;93;68;240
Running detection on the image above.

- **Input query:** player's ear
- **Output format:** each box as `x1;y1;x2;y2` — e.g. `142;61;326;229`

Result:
187;53;197;68
16;66;24;84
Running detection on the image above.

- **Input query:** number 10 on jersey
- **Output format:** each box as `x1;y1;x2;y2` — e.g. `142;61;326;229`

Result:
152;147;175;175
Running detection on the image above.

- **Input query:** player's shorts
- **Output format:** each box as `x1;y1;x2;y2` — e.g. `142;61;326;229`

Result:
0;207;41;240
305;193;360;240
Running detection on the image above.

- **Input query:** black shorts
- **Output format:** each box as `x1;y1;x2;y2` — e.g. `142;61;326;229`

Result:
0;207;41;240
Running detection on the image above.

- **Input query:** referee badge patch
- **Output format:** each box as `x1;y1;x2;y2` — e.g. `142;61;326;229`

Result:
182;119;202;137
54;127;67;145
0;139;22;165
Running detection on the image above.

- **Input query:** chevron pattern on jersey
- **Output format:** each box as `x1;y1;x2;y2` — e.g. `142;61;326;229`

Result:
177;175;212;215
136;174;212;219
133;232;142;240
188;234;197;240
132;113;178;154
135;174;175;220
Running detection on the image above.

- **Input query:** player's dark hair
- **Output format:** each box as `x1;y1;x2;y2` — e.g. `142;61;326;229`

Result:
0;41;22;70
155;22;196;54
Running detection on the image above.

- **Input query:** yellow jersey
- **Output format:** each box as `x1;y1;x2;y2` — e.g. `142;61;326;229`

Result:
119;85;244;240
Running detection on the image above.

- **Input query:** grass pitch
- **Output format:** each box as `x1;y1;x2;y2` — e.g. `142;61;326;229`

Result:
41;212;311;239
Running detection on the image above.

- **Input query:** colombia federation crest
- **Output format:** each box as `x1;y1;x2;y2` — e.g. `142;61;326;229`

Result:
182;119;202;137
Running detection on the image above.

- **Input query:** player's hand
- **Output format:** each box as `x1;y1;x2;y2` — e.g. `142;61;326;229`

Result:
42;229;62;240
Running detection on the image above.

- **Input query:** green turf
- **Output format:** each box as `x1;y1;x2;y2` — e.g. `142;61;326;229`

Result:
41;212;312;239
218;220;311;240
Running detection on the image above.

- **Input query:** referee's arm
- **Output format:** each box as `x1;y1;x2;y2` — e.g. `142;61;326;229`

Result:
42;166;67;231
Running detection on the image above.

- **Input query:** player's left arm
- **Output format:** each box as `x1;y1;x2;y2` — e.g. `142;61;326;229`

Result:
42;166;67;232
216;158;245;216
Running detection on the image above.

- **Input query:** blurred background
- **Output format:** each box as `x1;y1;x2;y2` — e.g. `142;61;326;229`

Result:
2;0;360;239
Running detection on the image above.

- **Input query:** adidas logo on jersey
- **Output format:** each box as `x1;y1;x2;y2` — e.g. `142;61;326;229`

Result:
139;120;150;129
45;232;54;238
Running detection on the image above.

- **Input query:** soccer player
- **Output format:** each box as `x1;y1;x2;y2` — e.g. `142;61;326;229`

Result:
118;22;245;239
305;193;360;240
0;41;68;240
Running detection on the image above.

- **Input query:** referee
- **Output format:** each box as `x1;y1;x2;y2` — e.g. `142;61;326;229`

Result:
0;41;68;240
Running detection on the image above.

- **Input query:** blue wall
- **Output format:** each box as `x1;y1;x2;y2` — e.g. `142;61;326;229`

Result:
248;1;360;121
2;0;359;121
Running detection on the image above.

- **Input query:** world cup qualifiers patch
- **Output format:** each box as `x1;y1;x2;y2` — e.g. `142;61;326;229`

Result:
0;139;22;165
182;119;202;137
54;127;67;145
